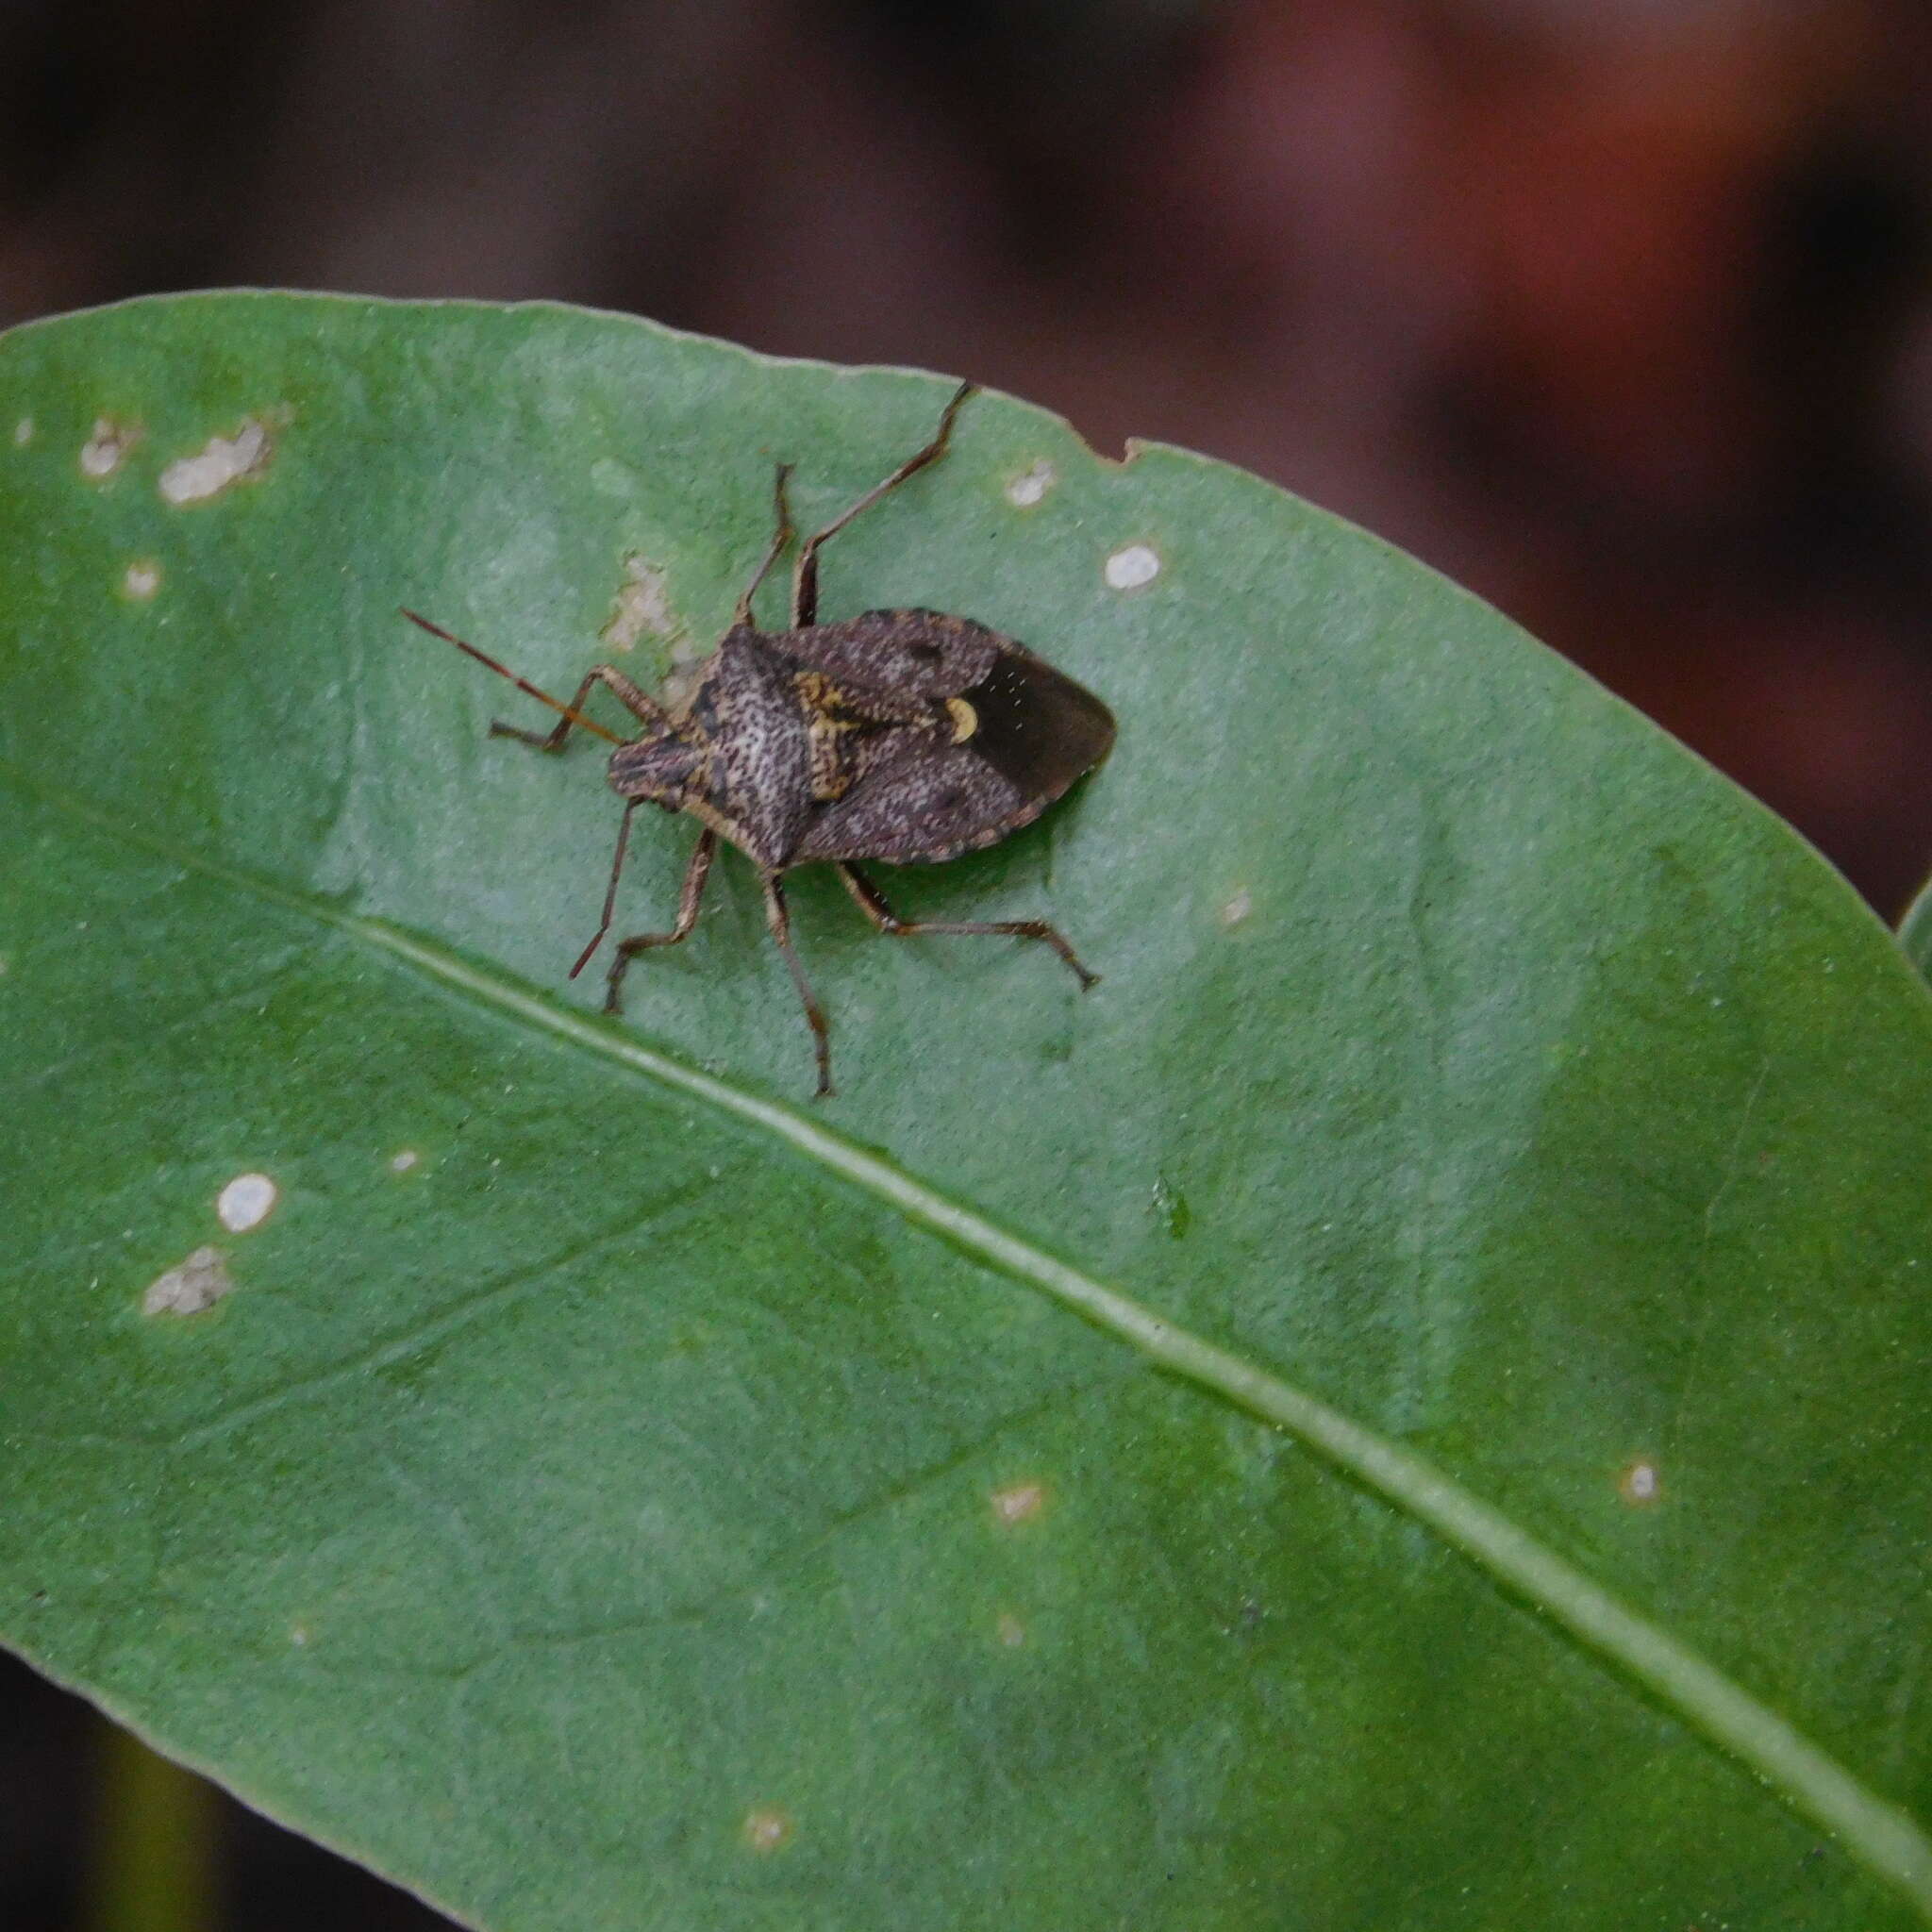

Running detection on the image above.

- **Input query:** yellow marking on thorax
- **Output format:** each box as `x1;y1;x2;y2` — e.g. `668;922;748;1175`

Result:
795;670;864;801
794;672;848;716
946;696;978;743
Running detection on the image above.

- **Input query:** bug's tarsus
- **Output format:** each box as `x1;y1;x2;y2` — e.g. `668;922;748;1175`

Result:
837;863;1098;990
603;828;718;1013
733;463;796;629
761;871;834;1097
791;380;977;627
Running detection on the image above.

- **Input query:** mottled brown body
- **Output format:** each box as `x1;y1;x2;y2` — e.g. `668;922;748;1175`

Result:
405;383;1113;1096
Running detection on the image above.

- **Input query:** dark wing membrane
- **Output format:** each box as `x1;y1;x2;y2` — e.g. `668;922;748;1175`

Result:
958;646;1115;805
768;610;1002;712
792;729;1036;865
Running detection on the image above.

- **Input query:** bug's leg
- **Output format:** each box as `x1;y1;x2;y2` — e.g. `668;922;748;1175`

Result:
488;668;607;752
491;664;674;753
604;828;717;1014
791;380;976;627
761;870;834;1098
837;863;1099;991
568;799;641;979
732;464;796;629
404;608;634;748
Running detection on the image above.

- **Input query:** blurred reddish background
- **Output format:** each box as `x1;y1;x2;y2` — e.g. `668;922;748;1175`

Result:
5;2;1931;1926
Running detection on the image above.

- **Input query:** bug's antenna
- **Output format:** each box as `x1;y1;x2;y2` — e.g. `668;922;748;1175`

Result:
400;608;625;745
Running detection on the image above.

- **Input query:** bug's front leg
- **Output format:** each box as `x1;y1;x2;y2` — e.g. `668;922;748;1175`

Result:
836;863;1099;989
760;871;834;1098
493;664;674;753
604;828;717;1013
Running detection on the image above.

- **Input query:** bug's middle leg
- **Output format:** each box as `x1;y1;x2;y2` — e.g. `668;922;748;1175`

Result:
837;863;1099;990
760;870;834;1098
791;380;976;626
604;828;717;1014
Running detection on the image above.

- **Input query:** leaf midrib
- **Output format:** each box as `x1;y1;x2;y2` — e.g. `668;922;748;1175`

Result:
8;754;1931;1917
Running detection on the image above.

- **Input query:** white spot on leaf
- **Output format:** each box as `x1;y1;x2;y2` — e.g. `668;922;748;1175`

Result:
1105;543;1161;591
740;1807;792;1854
1006;460;1056;508
600;555;681;653
1221;888;1252;928
217;1172;277;1232
1618;1459;1662;1506
143;1245;233;1316
159;419;272;506
389;1149;420;1174
80;418;140;479
12;417;32;447
991;1480;1046;1526
122;559;162;601
995;1612;1026;1648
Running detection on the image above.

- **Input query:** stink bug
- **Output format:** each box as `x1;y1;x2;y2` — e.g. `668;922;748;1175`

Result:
404;382;1114;1096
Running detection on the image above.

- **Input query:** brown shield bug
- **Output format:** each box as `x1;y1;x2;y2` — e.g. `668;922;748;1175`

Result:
403;382;1114;1097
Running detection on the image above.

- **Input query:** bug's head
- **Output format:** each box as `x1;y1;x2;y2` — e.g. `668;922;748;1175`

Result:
608;728;703;813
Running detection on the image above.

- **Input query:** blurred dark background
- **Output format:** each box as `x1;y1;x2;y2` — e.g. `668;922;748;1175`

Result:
6;0;1932;1925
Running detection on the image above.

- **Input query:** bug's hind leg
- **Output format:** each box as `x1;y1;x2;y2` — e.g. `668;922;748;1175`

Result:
791;381;976;626
837;864;1098;991
761;871;834;1098
604;828;717;1013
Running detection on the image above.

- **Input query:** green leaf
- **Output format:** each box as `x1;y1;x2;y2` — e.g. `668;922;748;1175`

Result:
4;293;1931;1929
1900;875;1932;981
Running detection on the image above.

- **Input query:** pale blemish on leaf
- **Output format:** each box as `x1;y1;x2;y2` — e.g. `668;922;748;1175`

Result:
1006;459;1056;508
290;1623;311;1648
1152;1174;1191;1240
79;417;141;480
739;1807;792;1854
158;418;272;506
216;1172;277;1233
1222;887;1253;928
121;559;162;602
1618;1459;1663;1506
389;1149;421;1174
600;554;682;654
995;1612;1026;1648
143;1245;233;1316
991;1480;1046;1526
12;417;32;447
1104;543;1161;591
